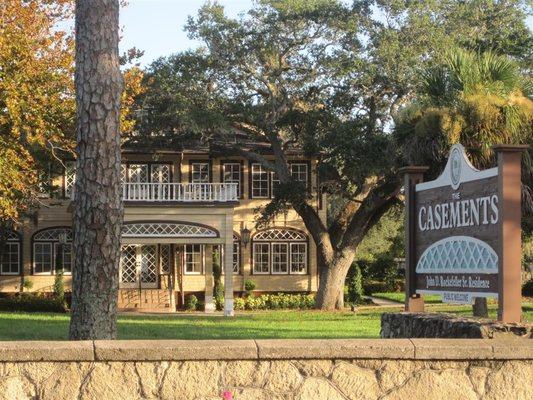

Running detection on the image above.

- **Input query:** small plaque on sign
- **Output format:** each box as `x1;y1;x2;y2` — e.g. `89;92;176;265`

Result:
442;292;473;304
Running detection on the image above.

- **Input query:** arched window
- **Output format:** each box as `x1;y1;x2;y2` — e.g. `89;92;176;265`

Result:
32;227;73;275
1;231;21;275
252;228;308;275
122;222;218;238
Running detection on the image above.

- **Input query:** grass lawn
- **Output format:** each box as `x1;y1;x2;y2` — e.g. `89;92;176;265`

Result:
372;292;443;304
0;302;531;341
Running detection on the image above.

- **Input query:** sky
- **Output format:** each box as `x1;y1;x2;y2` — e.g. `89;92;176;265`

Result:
119;0;254;66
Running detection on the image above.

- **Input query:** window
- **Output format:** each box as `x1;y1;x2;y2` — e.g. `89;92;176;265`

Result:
252;229;308;274
291;163;308;188
32;228;73;275
290;243;307;274
253;243;270;274
233;241;240;274
271;172;280;197
191;162;210;183
271;243;288;274
1;232;20;275
184;244;203;274
54;243;72;273
251;164;269;198
151;164;171;183
129;164;149;183
34;243;53;274
222;163;241;197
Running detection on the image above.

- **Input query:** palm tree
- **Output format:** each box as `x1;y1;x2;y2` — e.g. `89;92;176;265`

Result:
395;48;532;317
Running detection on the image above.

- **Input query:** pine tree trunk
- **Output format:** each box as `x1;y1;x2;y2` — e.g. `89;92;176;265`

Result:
69;0;123;340
315;253;354;310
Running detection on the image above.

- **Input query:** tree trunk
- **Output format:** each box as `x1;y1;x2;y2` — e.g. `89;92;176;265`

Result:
472;297;488;318
315;253;354;310
69;0;123;340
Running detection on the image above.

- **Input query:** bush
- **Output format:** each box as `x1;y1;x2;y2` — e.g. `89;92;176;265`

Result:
0;294;67;313
346;264;364;305
241;293;315;310
22;278;33;290
53;271;65;303
522;279;533;297
363;279;404;295
212;250;224;311
244;279;256;292
184;294;199;311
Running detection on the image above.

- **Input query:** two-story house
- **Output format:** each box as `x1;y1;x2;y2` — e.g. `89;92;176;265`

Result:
0;141;326;313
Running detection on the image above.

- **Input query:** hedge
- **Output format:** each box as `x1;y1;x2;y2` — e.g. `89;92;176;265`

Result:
233;293;315;311
363;279;405;295
0;294;68;313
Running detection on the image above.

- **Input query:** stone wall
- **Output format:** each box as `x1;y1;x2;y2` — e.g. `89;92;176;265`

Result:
381;312;533;339
0;339;532;399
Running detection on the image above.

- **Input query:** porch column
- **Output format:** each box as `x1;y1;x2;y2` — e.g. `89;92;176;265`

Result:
224;217;234;316
204;245;215;313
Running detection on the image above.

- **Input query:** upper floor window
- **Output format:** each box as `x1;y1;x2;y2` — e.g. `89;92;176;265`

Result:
291;163;308;188
251;164;269;198
0;231;21;275
222;162;242;197
191;162;210;183
32;227;73;275
64;161;76;198
252;228;308;275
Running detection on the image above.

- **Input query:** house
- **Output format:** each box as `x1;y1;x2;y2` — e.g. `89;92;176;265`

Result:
0;141;326;314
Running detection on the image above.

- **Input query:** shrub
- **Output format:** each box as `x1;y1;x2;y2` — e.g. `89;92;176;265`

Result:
212;250;224;311
363;279;404;295
0;294;67;313
522;279;533;297
234;297;246;310
346;264;364;304
244;279;256;292
240;293;315;310
184;294;198;311
53;271;65;303
22;278;33;290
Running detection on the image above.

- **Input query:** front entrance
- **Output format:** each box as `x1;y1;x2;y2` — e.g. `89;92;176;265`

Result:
120;244;159;288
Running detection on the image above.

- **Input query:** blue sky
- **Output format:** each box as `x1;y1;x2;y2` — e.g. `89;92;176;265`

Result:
120;0;253;66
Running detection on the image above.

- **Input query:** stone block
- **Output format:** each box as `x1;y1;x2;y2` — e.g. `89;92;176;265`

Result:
411;339;494;360
0;341;94;362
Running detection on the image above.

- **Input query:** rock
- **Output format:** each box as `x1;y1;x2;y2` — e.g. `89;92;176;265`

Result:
161;361;221;400
382;369;477;400
484;361;533;400
80;363;142;400
378;360;416;392
263;361;303;393
293;360;333;377
0;376;34;400
331;362;380;400
232;387;284;400
381;312;533;339
294;377;346;400
224;361;269;387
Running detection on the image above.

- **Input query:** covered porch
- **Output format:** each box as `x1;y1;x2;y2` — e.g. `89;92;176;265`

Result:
119;211;236;316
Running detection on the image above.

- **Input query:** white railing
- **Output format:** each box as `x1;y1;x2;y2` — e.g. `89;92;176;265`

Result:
122;183;239;202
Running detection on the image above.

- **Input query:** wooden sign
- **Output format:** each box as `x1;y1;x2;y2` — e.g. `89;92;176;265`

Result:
401;143;528;322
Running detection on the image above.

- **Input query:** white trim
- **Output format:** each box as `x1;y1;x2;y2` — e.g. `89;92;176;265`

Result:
290;242;308;275
252;242;270;274
0;242;20;275
271;242;289;275
33;242;53;275
416;144;498;192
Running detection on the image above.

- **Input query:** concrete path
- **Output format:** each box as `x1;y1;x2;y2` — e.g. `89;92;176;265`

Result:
368;296;403;307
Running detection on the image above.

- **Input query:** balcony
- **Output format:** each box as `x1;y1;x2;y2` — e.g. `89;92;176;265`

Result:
122;183;238;203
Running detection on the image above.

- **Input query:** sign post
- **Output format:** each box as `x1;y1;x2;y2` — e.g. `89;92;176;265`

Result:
402;143;528;322
495;145;529;322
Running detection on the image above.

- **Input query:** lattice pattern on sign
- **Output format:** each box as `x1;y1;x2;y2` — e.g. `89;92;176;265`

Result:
122;223;218;238
253;228;307;241
416;236;498;273
120;245;137;283
141;245;157;283
34;228;73;242
65;162;76;198
160;244;171;274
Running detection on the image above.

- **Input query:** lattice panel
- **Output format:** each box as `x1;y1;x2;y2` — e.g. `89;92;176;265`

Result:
416;236;498;273
34;228;73;242
65;162;76;197
140;245;157;283
160;244;171;274
253;229;307;241
120;245;137;284
122;223;217;238
120;164;127;183
151;164;171;183
3;231;19;241
129;164;149;183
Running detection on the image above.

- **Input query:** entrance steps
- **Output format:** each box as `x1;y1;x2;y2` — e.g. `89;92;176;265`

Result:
118;289;173;311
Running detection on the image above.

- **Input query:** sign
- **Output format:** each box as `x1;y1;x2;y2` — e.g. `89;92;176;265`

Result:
415;144;499;302
401;143;528;322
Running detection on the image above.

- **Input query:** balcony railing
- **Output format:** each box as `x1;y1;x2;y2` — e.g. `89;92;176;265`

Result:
122;182;239;202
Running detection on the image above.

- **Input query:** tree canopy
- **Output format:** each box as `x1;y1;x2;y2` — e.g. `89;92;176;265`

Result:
133;0;532;309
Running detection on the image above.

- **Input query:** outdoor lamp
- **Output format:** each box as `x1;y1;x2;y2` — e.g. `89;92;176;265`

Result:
58;232;68;245
241;226;251;248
